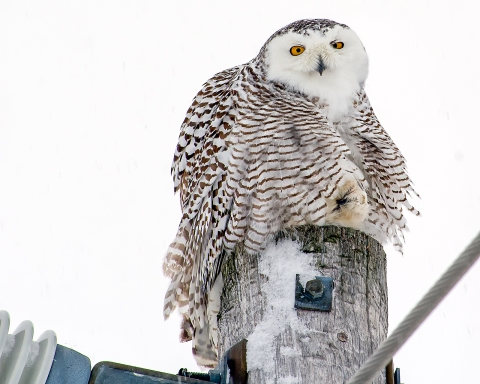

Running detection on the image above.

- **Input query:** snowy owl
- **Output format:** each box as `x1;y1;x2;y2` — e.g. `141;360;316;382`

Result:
162;19;419;366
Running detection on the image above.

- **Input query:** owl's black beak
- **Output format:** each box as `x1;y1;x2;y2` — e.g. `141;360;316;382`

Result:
318;57;326;76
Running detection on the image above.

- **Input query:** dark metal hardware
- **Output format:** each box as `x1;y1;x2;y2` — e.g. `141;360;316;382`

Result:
394;368;401;384
88;361;209;383
177;339;247;384
88;340;247;383
294;274;333;311
178;368;220;382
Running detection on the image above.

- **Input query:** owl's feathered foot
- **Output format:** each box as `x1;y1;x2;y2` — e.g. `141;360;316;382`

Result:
326;179;368;228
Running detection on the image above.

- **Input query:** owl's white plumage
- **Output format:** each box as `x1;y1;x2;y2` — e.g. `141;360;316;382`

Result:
163;19;419;366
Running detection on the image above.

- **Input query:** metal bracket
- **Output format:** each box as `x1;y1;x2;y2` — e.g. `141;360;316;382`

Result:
294;274;333;311
89;361;209;383
88;340;247;384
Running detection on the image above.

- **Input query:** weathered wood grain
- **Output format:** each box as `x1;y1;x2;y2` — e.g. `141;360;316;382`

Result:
218;225;387;384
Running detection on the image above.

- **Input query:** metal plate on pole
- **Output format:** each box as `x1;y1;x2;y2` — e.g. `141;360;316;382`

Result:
294;274;333;311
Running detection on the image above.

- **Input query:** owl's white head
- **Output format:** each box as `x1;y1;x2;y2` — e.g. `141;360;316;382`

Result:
262;20;369;121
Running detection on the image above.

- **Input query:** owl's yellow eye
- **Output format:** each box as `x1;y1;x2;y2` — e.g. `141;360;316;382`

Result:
331;41;344;49
290;46;305;56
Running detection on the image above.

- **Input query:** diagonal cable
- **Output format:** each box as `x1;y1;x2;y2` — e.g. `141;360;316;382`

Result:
348;231;480;384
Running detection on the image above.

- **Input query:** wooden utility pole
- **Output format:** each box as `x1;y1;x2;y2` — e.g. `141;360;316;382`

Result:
218;225;388;384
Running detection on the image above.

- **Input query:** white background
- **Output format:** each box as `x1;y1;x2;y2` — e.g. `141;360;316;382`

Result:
1;1;480;382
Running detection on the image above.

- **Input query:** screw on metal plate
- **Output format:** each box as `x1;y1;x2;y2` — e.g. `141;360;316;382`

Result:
294;274;333;311
305;279;324;299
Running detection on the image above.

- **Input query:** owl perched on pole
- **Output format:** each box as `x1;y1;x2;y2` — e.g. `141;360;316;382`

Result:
163;19;419;366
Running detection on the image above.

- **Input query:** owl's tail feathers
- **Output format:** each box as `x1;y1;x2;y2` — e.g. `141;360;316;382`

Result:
192;324;218;368
182;274;223;368
163;230;190;320
163;273;181;320
179;312;218;368
163;273;190;321
180;316;194;342
207;273;223;353
163;228;189;278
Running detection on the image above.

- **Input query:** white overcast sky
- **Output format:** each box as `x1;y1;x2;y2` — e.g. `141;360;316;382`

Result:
1;1;480;383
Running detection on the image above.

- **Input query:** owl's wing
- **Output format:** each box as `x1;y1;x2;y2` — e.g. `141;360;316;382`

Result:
348;89;419;250
172;66;241;208
164;65;240;327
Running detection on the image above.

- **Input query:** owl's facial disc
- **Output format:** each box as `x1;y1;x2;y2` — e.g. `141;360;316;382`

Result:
263;24;369;120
